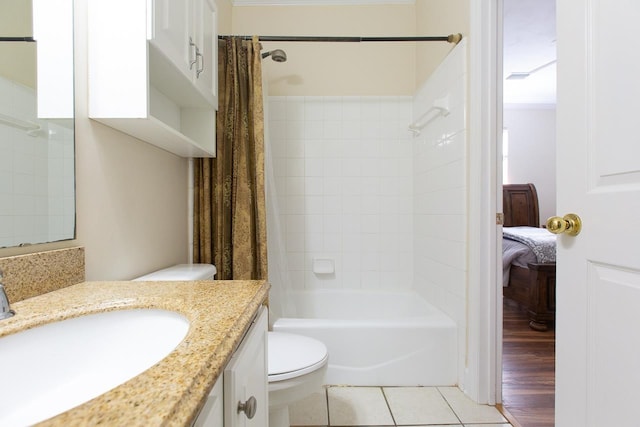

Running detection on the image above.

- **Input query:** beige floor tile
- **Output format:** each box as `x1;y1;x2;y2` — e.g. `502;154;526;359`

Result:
328;387;394;426
383;387;460;425
464;424;512;427
438;387;508;424
289;390;329;426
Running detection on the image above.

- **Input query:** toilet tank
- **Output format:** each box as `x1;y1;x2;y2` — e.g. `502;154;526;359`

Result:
133;264;217;281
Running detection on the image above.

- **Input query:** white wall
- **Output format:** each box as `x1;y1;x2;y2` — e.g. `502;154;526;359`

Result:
73;0;190;279
412;39;467;383
503;106;556;223
233;1;469;96
0;0;236;276
268;96;414;290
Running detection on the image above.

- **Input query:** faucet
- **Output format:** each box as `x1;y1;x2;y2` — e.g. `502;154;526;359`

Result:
0;269;15;320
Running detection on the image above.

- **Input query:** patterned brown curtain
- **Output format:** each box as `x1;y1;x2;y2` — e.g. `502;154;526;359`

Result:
193;36;267;280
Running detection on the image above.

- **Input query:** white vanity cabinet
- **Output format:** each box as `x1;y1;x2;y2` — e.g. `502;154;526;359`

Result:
193;306;268;427
193;375;224;427
88;0;218;158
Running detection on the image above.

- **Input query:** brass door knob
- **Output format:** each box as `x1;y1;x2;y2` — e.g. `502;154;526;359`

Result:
546;213;582;236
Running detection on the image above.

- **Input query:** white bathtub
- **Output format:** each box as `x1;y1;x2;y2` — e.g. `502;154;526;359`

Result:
272;289;457;386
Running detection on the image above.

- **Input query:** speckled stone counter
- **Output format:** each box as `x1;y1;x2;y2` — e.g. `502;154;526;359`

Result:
0;279;269;426
0;247;85;302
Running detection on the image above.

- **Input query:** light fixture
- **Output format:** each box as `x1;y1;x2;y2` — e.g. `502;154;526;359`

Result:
506;59;556;80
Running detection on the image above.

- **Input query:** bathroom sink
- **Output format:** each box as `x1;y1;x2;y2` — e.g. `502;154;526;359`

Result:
0;309;189;426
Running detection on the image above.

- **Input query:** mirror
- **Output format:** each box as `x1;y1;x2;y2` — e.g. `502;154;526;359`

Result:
0;0;75;248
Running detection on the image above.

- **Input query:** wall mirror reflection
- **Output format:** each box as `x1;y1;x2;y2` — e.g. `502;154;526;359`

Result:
0;0;75;248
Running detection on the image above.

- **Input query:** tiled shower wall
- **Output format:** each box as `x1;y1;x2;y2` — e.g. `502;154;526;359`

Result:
0;76;75;248
412;39;467;377
267;39;467;309
268;96;414;290
411;39;467;323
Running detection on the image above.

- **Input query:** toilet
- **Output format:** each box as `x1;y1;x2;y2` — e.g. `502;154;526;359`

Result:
133;264;328;427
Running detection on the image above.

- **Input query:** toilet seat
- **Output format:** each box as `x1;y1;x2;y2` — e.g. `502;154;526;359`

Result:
268;332;328;382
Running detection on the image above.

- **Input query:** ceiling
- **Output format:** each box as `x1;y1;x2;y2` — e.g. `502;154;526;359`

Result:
503;0;556;105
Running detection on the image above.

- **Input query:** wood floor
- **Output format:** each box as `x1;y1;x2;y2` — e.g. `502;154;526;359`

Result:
502;299;555;427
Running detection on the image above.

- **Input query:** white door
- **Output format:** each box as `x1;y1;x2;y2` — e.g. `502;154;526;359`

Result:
556;1;640;425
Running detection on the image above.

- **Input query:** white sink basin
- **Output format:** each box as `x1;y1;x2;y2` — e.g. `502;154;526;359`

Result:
0;309;189;426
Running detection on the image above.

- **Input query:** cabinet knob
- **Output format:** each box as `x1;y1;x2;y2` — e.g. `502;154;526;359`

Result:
237;396;257;419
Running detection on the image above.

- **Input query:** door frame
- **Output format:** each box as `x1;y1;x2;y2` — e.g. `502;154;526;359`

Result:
465;0;503;405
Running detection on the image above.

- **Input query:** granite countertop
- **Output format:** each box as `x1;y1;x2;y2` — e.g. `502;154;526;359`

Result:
0;279;269;426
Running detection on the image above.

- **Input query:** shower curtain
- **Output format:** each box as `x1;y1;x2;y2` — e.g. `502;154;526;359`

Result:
263;68;296;320
193;36;267;280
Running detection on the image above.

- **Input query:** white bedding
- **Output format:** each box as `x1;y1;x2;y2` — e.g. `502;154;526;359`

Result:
502;226;556;286
503;226;556;263
502;238;537;286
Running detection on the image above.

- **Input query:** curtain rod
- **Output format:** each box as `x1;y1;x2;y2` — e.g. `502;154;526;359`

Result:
219;33;463;44
0;37;36;42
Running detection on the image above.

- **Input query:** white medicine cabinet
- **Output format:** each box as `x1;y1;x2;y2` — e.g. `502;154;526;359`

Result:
88;0;218;157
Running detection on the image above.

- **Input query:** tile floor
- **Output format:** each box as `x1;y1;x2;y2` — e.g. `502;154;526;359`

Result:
288;386;513;427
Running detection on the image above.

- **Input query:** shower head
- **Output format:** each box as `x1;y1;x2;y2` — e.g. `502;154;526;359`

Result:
261;49;287;62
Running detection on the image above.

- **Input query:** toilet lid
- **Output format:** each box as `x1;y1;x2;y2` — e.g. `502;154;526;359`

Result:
268;332;328;382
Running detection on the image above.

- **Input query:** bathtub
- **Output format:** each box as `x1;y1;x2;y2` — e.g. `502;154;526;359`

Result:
271;289;457;386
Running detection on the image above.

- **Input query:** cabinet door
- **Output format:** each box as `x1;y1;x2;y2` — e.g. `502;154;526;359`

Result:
151;0;191;77
191;0;218;107
192;375;223;427
224;307;268;427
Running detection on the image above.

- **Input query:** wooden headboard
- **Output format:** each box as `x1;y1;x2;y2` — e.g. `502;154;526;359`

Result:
503;183;540;227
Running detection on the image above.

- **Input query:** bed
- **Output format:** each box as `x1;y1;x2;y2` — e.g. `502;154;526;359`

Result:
502;183;556;331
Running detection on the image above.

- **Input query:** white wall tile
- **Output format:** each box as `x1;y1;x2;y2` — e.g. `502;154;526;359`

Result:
286;195;305;215
323;159;342;177
323;99;342;120
269;98;286;120
322;195;342;215
269;96;414;290
304;98;324;119
305;140;323;158
306;232;324;252
286;139;305;158
286;159;304;177
285;215;305;234
412;41;467;332
305;195;324;215
305;177;323;195
305;215;324;233
324;233;342;252
323;121;342;139
286;121;305;140
286;232;305;252
304;121;324;139
342;98;362;120
286;177;305;195
342;195;362;215
305;158;323;177
285;98;305;121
